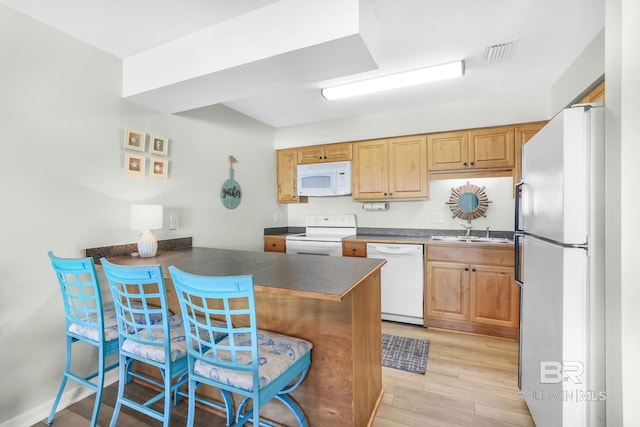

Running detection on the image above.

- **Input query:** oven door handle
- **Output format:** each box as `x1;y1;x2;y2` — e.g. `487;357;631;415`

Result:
285;240;343;256
285;240;342;248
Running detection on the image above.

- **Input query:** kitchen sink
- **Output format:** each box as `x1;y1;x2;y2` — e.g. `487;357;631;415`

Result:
430;235;512;244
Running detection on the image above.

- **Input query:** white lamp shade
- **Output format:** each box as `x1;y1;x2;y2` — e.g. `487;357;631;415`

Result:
130;204;163;231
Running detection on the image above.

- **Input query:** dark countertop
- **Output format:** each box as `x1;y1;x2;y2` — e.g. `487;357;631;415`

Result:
264;227;514;246
101;247;385;302
346;234;514;247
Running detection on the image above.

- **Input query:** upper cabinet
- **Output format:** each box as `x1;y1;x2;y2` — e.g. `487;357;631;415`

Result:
276;148;307;204
514;122;547;184
578;80;605;104
297;142;352;164
427;125;514;172
276;119;556;203
352;135;428;201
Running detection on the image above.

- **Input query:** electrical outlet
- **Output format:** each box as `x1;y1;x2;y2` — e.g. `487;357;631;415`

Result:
169;214;179;230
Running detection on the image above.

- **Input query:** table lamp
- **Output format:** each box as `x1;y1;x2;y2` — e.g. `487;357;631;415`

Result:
130;204;163;257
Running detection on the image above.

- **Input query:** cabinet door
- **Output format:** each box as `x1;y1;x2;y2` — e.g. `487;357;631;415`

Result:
324;142;353;162
352;139;389;200
342;240;367;257
388;135;428;199
297;142;353;164
264;235;286;253
297;146;325;164
469;265;519;328
514;122;547;185
427;131;469;171
578;80;605;103
468;126;514;169
426;261;470;322
276;149;305;203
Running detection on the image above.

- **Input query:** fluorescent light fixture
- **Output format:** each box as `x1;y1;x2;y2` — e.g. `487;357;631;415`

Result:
321;60;465;100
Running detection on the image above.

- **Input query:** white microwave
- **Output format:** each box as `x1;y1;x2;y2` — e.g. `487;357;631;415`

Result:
297;161;352;196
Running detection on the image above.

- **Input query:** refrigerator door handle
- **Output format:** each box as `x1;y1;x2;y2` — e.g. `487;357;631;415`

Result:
514;181;524;233
514;233;524;285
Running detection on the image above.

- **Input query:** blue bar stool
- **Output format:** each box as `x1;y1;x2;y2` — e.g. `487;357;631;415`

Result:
46;251;119;427
100;258;188;427
169;266;313;427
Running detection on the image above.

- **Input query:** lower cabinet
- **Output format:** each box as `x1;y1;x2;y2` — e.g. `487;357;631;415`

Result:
342;240;367;257
425;244;519;339
264;235;286;253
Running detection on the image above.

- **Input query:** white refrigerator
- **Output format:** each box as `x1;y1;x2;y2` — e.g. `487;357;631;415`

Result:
515;104;606;426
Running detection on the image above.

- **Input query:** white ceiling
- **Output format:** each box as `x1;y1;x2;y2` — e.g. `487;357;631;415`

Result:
1;0;604;128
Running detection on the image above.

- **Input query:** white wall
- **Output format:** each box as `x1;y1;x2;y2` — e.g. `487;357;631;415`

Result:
605;0;640;425
275;90;551;149
287;177;515;232
0;6;281;426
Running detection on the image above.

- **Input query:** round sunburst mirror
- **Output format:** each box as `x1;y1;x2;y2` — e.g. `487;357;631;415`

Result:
446;182;492;223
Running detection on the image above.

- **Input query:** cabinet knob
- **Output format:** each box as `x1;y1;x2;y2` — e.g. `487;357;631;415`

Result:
272;243;277;247
472;268;477;272
465;267;469;271
463;162;468;166
470;162;475;166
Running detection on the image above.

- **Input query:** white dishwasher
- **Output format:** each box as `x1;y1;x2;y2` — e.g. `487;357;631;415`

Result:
366;243;424;325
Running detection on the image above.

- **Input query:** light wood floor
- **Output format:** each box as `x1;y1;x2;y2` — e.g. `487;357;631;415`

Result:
36;321;534;426
376;321;534;427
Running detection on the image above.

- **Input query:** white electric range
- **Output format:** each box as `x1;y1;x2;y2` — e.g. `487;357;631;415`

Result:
285;214;357;257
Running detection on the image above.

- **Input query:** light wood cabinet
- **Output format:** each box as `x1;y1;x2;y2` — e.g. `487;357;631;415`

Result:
470;264;518;328
426;260;470;322
352;135;428;201
342;240;367;257
297;142;352;164
264;235;286;253
514;121;547;185
425;244;519;339
428;126;514;172
578;80;605;104
276;148;307;204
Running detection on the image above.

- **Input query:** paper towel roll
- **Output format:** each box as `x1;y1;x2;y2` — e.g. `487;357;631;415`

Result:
362;202;389;211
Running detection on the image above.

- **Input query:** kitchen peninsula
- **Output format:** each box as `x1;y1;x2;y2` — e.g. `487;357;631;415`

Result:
96;246;386;427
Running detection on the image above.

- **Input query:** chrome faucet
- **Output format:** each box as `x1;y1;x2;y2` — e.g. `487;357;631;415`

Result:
460;224;472;237
485;226;490;238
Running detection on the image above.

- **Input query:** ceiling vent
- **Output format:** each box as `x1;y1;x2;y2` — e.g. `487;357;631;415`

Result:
482;39;518;64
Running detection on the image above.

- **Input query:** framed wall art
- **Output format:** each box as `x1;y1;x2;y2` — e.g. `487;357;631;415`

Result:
150;158;168;179
124;128;146;152
150;135;168;156
125;152;145;177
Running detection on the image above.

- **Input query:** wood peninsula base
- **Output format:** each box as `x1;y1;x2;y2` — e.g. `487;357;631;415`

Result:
99;247;384;426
